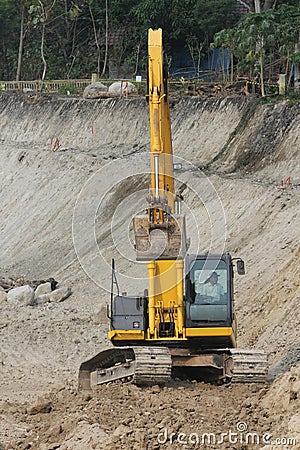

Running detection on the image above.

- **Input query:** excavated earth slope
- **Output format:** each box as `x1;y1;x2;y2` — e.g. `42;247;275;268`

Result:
0;94;299;449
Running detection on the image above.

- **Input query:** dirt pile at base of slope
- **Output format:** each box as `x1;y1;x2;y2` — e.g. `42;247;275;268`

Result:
2;367;299;450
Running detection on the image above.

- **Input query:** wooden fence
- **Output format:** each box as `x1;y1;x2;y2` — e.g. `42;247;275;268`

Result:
0;79;91;94
0;78;280;97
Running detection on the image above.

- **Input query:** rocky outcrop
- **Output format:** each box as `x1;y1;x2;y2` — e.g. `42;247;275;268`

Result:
83;82;108;99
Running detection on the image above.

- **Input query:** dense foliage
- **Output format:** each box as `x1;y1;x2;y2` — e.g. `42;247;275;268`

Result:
213;2;300;84
0;0;238;80
0;0;299;84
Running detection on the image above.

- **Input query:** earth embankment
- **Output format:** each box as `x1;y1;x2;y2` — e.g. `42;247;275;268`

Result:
0;94;299;449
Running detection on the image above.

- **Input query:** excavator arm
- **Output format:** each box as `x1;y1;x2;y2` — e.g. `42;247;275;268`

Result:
147;28;174;219
133;28;188;261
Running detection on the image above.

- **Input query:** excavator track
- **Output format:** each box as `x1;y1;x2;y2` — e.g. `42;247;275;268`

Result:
134;347;172;384
79;347;172;391
228;348;268;383
79;346;267;392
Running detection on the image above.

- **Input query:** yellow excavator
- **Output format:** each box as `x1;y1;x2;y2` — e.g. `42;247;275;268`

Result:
79;29;268;391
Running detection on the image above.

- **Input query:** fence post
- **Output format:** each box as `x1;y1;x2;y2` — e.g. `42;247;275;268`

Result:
278;74;286;95
91;73;98;83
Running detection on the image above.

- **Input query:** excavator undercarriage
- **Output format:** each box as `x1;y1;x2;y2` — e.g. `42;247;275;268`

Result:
79;347;268;391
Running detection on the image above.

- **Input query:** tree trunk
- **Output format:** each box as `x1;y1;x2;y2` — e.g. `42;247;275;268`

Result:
41;22;47;81
101;0;109;77
187;42;196;74
16;4;25;81
254;1;266;96
254;0;261;13
260;35;265;97
197;43;203;78
133;43;140;76
67;17;78;78
38;0;57;82
295;39;300;92
89;5;100;79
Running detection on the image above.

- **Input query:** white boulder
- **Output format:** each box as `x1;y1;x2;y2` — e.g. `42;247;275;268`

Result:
7;285;35;306
83;82;108;99
35;287;72;305
108;81;136;95
35;282;52;297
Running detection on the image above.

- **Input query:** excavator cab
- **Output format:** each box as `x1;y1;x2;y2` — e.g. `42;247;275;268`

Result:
184;253;240;349
186;254;235;328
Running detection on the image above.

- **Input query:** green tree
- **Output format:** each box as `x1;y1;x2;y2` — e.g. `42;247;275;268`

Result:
213;4;300;90
0;0;243;81
28;0;59;80
0;0;20;78
131;0;238;76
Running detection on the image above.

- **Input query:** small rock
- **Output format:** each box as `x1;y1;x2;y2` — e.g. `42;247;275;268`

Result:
35;282;52;297
53;383;65;392
112;425;131;438
7;285;35;306
27;397;52;415
151;385;160;393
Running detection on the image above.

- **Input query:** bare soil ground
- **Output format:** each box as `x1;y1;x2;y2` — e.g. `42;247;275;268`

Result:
1;369;299;450
0;95;299;449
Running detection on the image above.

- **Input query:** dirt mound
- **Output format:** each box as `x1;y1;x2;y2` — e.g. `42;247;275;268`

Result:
3;369;299;450
0;382;274;450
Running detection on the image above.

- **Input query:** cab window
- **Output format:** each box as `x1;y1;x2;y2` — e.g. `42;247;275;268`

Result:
190;259;227;305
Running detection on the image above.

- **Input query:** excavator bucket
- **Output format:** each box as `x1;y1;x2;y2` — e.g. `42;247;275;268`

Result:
133;214;189;261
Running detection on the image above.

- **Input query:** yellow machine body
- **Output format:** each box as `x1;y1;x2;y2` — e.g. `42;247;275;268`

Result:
109;28;236;350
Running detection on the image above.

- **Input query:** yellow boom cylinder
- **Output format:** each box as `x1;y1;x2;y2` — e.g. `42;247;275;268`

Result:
148;261;156;336
176;260;184;336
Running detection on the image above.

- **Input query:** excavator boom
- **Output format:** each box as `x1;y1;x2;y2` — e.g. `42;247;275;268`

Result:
148;28;174;210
